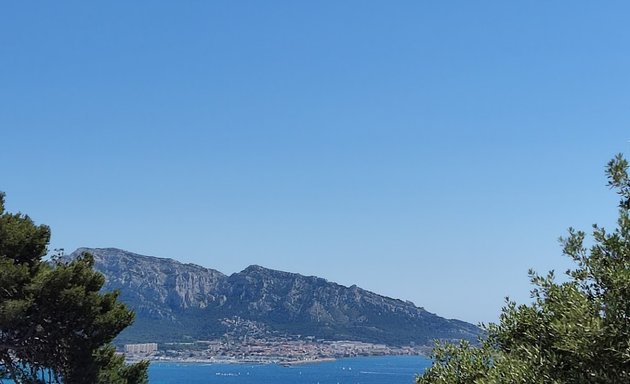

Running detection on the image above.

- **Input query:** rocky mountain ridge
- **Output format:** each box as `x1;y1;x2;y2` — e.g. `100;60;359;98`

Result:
68;248;481;346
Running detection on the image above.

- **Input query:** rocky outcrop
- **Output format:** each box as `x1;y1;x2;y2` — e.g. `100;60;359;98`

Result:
67;248;481;346
71;248;227;319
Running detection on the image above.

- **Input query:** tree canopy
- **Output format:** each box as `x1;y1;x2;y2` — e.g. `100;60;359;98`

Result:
0;193;148;383
417;154;630;383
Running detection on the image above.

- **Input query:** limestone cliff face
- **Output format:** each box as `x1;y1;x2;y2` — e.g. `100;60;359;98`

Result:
71;248;227;320
68;248;481;345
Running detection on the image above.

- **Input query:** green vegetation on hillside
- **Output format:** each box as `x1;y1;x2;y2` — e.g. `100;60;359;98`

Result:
0;193;148;384
417;154;630;383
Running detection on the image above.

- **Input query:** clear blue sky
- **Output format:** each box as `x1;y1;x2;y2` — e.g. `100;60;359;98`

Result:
2;2;629;324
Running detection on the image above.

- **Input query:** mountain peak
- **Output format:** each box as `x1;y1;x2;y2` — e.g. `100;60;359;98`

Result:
240;264;267;273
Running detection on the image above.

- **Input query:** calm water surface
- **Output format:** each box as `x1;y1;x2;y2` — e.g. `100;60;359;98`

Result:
149;356;431;384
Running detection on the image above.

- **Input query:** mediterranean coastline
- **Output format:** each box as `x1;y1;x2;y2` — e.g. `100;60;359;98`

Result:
146;355;432;384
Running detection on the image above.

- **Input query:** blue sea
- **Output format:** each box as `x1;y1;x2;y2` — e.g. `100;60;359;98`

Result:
149;356;431;384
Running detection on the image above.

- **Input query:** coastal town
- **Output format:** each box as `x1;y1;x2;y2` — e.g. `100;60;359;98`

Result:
122;337;429;365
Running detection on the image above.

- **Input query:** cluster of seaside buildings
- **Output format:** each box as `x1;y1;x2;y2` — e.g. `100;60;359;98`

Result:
123;338;426;364
124;343;158;354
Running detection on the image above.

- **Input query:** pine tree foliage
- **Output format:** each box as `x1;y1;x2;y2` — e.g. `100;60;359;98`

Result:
417;154;630;383
0;193;148;384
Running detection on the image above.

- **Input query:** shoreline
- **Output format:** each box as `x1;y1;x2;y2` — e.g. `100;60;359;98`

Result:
134;357;337;365
128;354;424;366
